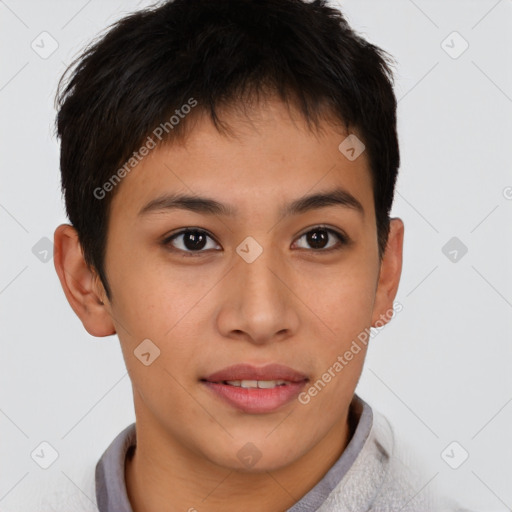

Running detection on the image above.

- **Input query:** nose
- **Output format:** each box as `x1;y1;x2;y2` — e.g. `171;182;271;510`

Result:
215;242;300;346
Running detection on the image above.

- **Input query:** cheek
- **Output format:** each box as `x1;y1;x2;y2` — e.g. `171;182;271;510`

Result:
112;280;207;420
107;246;196;332
297;265;377;390
108;261;214;382
301;267;375;402
309;261;378;334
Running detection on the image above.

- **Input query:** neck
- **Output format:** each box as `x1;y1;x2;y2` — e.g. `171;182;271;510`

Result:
125;410;352;512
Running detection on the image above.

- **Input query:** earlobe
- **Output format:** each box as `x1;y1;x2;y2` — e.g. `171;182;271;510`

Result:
371;218;404;328
53;224;116;337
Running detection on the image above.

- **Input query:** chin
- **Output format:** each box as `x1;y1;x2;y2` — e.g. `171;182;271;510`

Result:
203;441;303;473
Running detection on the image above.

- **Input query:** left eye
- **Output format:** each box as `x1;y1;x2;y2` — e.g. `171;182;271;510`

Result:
164;229;220;254
293;227;347;251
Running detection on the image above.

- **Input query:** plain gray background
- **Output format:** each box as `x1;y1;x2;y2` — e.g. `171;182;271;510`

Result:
1;0;511;510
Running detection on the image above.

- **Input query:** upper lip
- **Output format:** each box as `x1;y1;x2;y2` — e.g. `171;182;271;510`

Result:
203;364;309;383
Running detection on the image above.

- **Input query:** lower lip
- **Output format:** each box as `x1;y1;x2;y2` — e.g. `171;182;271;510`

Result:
202;381;307;414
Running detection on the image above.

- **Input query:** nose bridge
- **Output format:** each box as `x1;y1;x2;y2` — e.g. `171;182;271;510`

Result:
236;243;282;307
218;237;298;343
237;240;284;313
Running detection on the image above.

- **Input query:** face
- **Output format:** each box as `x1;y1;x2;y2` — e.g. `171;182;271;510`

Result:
56;98;403;473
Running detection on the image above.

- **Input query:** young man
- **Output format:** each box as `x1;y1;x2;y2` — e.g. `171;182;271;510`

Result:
53;0;463;510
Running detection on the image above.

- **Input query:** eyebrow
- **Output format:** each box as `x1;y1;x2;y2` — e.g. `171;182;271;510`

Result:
138;187;364;218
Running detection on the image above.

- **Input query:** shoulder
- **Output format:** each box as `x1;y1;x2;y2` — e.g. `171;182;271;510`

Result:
37;423;136;512
317;403;467;512
38;468;99;511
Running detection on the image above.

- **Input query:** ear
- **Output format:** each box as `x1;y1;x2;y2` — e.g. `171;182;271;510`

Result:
371;218;404;328
53;224;116;337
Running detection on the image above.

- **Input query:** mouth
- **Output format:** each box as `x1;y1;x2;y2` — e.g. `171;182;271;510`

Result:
214;379;292;388
201;364;309;414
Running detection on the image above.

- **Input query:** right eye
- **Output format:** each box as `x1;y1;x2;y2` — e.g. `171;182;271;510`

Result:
162;228;222;256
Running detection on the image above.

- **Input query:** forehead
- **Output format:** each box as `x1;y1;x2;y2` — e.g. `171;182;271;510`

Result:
108;99;374;223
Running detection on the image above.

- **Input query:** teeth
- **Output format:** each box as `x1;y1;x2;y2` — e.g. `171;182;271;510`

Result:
257;380;286;388
240;380;258;388
225;379;288;388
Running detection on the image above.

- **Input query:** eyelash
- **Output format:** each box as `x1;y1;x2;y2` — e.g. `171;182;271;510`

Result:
162;226;350;256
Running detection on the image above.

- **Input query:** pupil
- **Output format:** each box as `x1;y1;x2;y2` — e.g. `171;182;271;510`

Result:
184;230;207;250
307;229;328;249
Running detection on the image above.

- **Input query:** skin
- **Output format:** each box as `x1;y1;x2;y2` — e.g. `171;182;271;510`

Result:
54;98;404;512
